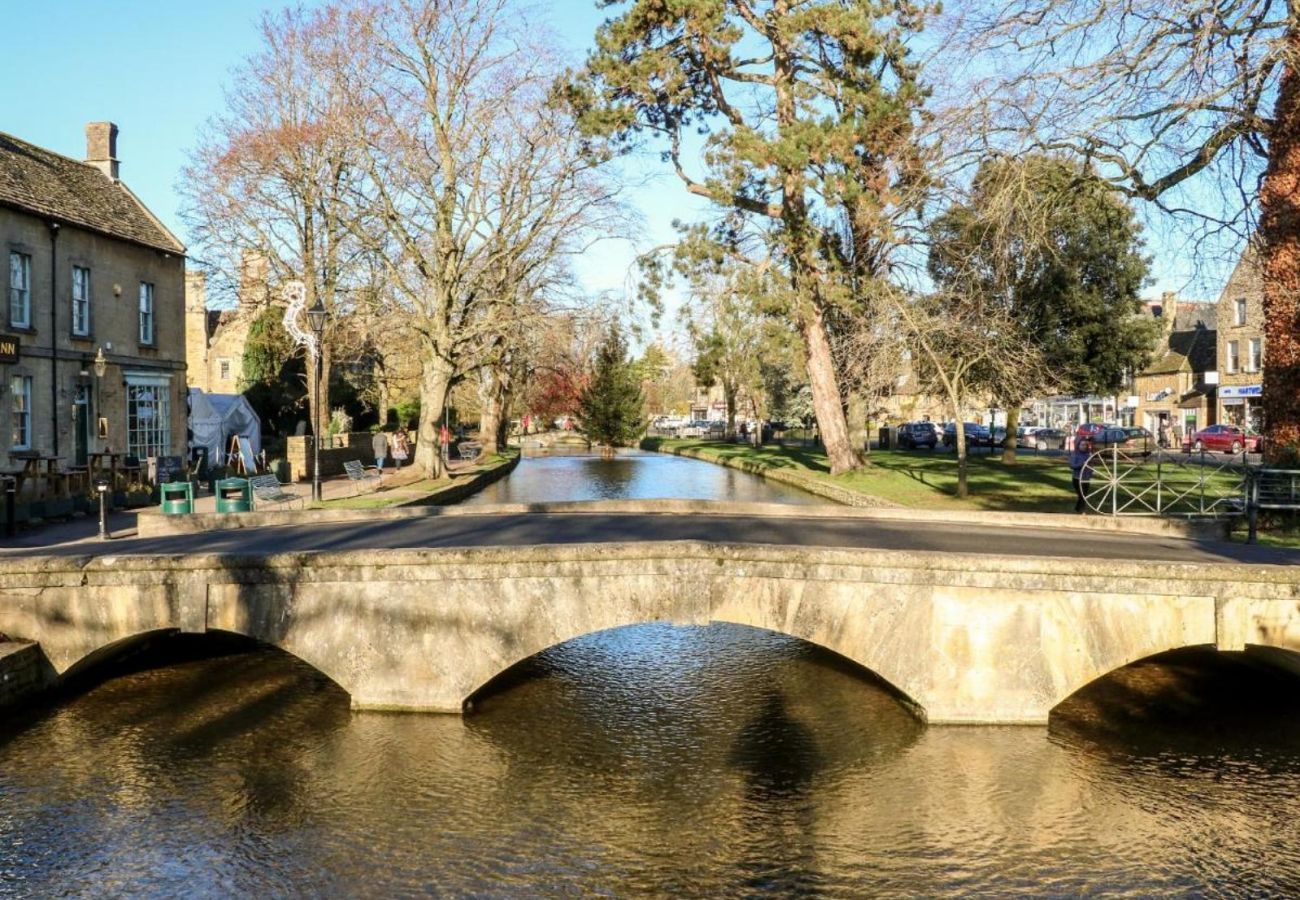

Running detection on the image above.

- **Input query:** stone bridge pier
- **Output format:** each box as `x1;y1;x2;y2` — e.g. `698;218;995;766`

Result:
2;543;1299;723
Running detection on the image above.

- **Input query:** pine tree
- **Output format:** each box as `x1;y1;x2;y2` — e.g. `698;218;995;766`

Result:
578;326;644;452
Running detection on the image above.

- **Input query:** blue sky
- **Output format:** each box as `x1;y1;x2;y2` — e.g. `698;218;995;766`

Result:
0;0;1222;314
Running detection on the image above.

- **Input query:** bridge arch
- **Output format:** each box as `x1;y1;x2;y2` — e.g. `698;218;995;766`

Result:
54;627;349;699
463;620;922;716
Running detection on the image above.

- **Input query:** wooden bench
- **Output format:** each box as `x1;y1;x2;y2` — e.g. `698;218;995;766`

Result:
249;474;305;510
343;459;382;494
457;441;483;461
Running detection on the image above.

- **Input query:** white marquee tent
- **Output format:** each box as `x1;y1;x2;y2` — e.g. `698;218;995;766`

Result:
188;389;262;471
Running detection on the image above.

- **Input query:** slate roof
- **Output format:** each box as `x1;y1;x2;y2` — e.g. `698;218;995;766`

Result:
0;130;184;254
1141;326;1217;376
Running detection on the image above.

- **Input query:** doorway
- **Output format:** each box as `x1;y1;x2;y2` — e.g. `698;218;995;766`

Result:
73;384;91;467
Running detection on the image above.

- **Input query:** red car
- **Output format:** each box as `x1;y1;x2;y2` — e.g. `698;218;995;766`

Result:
1185;424;1262;454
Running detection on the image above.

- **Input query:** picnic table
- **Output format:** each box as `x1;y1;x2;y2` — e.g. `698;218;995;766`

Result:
8;454;66;501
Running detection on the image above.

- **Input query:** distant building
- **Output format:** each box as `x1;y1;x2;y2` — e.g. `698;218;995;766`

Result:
1213;246;1265;431
1132;293;1217;442
1;123;186;466
185;252;272;395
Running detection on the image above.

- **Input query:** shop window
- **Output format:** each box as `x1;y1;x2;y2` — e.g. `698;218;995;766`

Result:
126;382;171;458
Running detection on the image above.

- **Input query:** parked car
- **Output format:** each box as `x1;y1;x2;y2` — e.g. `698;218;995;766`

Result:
899;421;940;449
1015;427;1042;449
1031;428;1068;450
1184;423;1262;454
1090;426;1153;456
943;422;991;447
1075;422;1107;441
1122;426;1156;455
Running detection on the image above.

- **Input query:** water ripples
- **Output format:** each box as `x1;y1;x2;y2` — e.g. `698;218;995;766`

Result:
2;627;1299;896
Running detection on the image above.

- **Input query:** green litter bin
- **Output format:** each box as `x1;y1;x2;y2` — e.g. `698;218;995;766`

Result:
160;481;194;515
215;477;251;513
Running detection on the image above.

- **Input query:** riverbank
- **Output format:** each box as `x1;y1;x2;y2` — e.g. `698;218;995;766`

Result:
641;437;1083;513
321;451;519;510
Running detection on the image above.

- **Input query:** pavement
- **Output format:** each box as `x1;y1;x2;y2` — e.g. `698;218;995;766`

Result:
1;504;1294;567
0;464;434;551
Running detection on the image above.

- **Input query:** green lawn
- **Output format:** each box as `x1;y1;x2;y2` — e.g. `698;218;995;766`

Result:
642;437;1080;513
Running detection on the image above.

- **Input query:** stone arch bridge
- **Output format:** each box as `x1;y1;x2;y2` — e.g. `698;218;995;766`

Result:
3;541;1299;724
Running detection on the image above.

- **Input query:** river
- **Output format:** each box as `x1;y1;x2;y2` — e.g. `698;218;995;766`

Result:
3;451;1299;895
461;449;824;505
2;628;1298;896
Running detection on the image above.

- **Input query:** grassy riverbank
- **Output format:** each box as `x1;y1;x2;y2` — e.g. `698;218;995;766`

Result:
642;437;1083;513
318;452;516;510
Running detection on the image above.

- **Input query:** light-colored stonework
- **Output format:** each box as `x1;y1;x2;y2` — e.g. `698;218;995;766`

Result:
2;542;1297;723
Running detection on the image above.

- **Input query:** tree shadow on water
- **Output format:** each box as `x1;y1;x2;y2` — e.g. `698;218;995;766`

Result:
727;689;827;896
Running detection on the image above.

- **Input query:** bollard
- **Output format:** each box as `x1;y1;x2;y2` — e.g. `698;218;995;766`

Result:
95;479;110;540
3;477;14;539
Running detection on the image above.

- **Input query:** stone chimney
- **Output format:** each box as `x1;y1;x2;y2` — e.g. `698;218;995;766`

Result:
1160;291;1178;335
238;249;270;307
85;122;120;181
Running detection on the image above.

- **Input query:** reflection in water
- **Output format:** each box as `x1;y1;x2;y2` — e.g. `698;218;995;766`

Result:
2;626;1300;895
463;450;823;505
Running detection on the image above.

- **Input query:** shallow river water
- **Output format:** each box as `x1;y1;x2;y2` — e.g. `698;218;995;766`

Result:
462;450;824;505
2;626;1299;897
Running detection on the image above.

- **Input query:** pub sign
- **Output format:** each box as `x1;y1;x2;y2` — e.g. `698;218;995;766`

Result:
0;333;18;364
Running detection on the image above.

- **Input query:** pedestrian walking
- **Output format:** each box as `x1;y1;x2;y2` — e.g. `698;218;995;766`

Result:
1158;420;1171;449
372;429;389;473
392;426;410;469
1069;438;1095;514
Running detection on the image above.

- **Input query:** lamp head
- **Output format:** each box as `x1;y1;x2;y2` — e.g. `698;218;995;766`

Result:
306;298;328;337
93;347;107;378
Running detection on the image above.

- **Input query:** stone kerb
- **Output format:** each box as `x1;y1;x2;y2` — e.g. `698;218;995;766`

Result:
2;542;1298;723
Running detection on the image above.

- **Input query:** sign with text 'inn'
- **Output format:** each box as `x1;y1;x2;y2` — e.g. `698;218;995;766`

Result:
0;334;19;365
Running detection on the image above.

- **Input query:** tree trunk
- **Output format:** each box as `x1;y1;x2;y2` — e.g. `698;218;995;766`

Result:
846;390;869;458
478;366;506;456
955;421;969;499
724;381;737;438
1001;405;1021;464
1258;24;1300;460
307;344;332;441
800;304;860;475
414;352;453;478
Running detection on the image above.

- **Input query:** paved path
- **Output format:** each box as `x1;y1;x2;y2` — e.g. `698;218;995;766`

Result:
1;509;1294;566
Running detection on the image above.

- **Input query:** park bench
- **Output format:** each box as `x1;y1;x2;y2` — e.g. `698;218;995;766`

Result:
249;474;305;510
343;459;382;494
457;441;483;462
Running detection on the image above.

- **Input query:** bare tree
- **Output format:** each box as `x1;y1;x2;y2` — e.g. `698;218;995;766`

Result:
340;0;621;476
181;5;367;439
885;281;1042;497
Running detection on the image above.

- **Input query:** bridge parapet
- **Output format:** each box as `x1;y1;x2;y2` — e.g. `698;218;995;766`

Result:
1;543;1298;723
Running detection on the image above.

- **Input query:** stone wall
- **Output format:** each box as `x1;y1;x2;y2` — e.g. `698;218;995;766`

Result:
0;641;56;711
284;431;388;482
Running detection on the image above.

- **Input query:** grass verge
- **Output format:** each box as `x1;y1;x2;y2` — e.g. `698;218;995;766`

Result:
642;437;1081;513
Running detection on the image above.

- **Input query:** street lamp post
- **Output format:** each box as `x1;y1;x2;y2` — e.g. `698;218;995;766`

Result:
282;281;328;502
93;347;107;450
306;298;328;503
